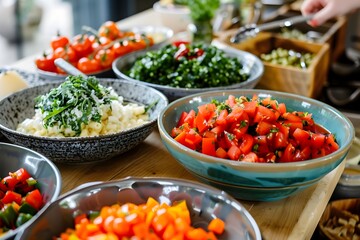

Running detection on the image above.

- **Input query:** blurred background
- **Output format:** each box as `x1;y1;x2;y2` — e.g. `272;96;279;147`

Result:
0;0;157;66
0;0;359;66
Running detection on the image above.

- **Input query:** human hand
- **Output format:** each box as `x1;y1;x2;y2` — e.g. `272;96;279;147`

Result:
301;0;360;27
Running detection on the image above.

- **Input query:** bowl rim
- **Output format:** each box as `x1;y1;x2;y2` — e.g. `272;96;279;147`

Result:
15;176;262;240
158;88;355;172
0;78;168;141
112;44;264;93
0;142;62;240
153;1;191;14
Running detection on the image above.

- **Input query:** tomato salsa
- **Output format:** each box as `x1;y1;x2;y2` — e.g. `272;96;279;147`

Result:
57;197;225;240
171;95;339;163
0;168;44;236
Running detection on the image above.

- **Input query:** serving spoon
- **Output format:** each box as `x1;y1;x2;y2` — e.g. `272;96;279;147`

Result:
54;58;87;78
230;14;315;43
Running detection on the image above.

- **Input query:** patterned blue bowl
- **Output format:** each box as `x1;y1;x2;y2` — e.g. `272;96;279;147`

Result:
158;89;355;201
0;78;168;164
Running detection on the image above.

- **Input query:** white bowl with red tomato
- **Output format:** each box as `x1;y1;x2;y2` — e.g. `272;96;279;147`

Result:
158;89;355;201
0;142;61;239
35;21;173;80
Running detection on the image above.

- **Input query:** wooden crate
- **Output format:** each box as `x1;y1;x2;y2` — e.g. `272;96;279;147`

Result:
260;9;347;62
213;32;330;98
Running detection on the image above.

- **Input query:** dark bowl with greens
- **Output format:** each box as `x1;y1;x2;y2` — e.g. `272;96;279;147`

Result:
0;76;168;164
112;42;264;101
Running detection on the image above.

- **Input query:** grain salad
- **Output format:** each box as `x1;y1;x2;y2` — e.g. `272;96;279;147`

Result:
16;76;149;137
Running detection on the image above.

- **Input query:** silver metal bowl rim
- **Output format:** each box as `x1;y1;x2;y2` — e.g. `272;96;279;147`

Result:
16;176;262;240
0;142;62;240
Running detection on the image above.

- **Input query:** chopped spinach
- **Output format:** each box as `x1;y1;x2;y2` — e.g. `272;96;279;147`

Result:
128;43;249;89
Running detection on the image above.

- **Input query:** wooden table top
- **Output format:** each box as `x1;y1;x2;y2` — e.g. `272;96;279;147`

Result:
6;8;347;240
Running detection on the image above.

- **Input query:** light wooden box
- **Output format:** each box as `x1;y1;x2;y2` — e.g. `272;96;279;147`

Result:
213;32;330;98
260;8;347;62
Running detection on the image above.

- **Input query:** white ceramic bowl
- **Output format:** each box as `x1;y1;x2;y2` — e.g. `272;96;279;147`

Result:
153;1;191;33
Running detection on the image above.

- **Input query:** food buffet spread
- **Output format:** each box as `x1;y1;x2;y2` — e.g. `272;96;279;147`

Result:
0;1;359;239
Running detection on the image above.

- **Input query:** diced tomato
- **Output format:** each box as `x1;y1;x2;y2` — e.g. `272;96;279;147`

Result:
195;113;208;134
293;146;311;162
210;125;225;137
2;190;22;205
274;131;288;149
239;134;254;154
255;120;273;135
183;110;196;127
240;152;258;163
171;94;339;164
226;107;246;123
0;176;19;191
293;128;312;148
230;121;248;139
259;105;277;122
174;131;187;144
215;147;227;159
223;131;237;148
277;103;286;114
197;103;216;121
184;130;202;150
202;130;217;139
242;101;257;119
227;145;241;160
216;109;228;126
202;138;216;157
282;112;302;122
283;120;303;133
225;95;237;107
279;143;296;163
254;135;267;145
311;133;326;149
25;189;44;210
324;134;339;153
171;127;183;138
311;147;326;159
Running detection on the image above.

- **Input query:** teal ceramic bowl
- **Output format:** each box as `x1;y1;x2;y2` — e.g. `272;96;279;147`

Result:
158;89;355;201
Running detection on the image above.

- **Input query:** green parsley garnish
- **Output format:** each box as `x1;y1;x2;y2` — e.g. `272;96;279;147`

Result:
35;75;115;137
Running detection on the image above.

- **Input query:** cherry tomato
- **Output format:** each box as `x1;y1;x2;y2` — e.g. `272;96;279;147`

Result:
95;48;115;69
71;34;93;58
98;21;121;40
35;52;56;72
53;45;78;63
77;56;101;74
50;33;70;50
112;40;133;57
89;35;112;50
173;40;190;47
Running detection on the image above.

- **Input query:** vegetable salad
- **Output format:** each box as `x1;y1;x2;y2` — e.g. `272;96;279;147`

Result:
128;42;250;89
171;94;339;163
17;75;149;137
0;168;44;236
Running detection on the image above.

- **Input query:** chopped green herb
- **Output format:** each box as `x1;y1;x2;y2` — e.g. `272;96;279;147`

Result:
35;75;115;137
